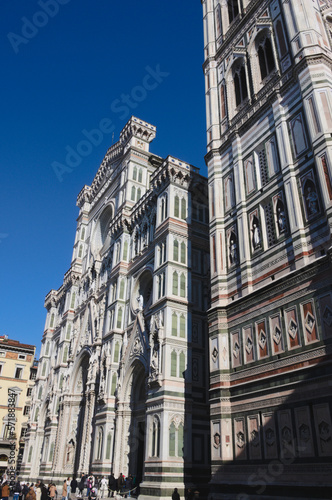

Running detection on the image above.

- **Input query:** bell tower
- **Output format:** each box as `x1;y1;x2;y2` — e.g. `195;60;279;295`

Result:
202;0;332;498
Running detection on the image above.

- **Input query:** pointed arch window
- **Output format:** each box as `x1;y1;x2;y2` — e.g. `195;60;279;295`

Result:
70;292;76;309
173;272;178;295
138;168;143;183
275;20;287;58
113;342;120;362
78;244;83;258
131;186;136;201
228;0;239;25
50;313;55;328
171;351;177;377
42;362;46;377
173;239;179;261
181;198;187;220
172;313;178;336
106;432;112;460
119;279;125;299
63;346;68;364
215;4;222;38
123;240;128;261
151;417;160;457
169;422;176;456
174;195;180;218
234;65;248;107
66;324;71;340
169;420;184;458
49;442;54;462
180;242;186;264
111;372;117;395
45;341;50;356
133;166;137;181
258;37;275;80
180;315;186;338
180;274;186;298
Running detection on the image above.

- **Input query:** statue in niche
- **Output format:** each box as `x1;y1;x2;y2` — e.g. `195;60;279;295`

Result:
213;432;221;448
304;182;319;216
252;216;261;250
88;350;98;382
137;293;144;312
150;331;160;376
229;232;238;265
276;199;287;233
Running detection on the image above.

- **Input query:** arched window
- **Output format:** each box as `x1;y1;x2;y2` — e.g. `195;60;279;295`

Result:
215;4;222;38
28;446;33;462
172;313;178;336
173;272;178;295
49;442;54;462
106;432;112;460
117;308;123;329
160;196;167;221
50;313;55;328
228;0;239;24
180;242;186;264
180;315;186;338
131;186;136;201
180;274;186;298
123;240;128;261
38;386;43;400
70;292;76;309
171;351;177;377
137;187;141;200
234;65;248;107
275;20;287;58
179;352;186;378
59;374;64;389
66;324;71;340
151;417;160;457
78;244;83;258
113;342;120;363
173;239;179;261
169;422;176;456
119;279;125;299
42;362;46;377
181;198;187;220
45;341;50;356
63;345;68;364
138;168;143;183
258;37;275;80
111;372;117;395
96;427;104;460
133;166;137;181
80;227;85;240
174;195;180;218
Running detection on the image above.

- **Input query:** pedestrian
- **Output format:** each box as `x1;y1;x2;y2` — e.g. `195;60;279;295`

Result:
172;488;180;500
70;477;77;498
107;474;116;498
99;477;107;499
22;483;29;500
25;486;36;500
1;481;10;500
62;480;68;500
49;483;57;500
186;489;194;500
78;474;85;498
67;478;71;500
35;482;42;500
116;474;124;495
13;480;22;500
40;484;49;500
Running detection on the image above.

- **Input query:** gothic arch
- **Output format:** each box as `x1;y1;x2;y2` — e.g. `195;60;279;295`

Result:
69;347;91;394
248;27;277;93
91;203;114;258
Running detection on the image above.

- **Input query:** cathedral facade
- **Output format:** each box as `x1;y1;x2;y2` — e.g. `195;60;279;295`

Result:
202;0;332;498
20;118;210;498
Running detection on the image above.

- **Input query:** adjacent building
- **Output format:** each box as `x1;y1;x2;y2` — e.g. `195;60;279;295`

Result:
202;0;332;498
0;336;37;476
20;117;210;498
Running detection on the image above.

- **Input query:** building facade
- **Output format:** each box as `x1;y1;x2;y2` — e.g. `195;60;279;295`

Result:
0;336;36;476
20;117;210;498
202;0;332;498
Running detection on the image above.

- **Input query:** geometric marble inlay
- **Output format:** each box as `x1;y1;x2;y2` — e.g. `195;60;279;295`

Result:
323;306;332;327
273;325;282;344
288;318;298;339
233;340;240;358
212;346;219;363
305;311;315;335
265;427;275;447
245;336;253;354
258;329;267;349
236;431;245;448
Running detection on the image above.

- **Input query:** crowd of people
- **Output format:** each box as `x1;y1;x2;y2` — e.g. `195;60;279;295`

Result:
0;472;138;500
1;472;197;500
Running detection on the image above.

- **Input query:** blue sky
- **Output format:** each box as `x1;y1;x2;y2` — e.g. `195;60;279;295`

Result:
0;1;207;356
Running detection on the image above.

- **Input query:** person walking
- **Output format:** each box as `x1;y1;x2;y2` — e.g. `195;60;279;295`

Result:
49;484;57;500
25;486;36;500
172;488;180;500
62;480;68;500
99;477;107;499
116;474;124;495
78;474;85;498
1;481;10;500
70;477;77;499
13;480;22;500
107;474;116;498
35;482;42;500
